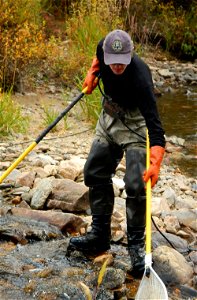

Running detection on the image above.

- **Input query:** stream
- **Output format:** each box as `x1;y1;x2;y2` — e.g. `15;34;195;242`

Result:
157;86;197;177
0;85;196;300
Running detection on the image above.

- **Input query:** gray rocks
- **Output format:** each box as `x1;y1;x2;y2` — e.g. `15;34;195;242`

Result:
49;178;89;212
11;207;87;234
153;245;193;285
31;177;54;209
147;59;197;90
171;208;197;231
0;215;63;243
1;145;196;299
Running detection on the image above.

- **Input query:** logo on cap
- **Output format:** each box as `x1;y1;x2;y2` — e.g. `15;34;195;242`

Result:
111;40;122;52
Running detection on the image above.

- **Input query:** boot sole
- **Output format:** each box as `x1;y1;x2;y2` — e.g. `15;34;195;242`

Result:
68;241;110;256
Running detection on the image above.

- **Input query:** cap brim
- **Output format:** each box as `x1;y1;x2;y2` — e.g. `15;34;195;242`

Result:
104;52;131;65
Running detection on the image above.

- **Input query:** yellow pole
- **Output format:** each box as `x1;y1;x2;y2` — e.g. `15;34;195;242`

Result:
0;142;37;184
146;129;152;255
0;86;89;185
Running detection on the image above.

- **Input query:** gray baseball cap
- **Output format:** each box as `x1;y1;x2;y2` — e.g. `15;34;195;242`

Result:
103;30;134;65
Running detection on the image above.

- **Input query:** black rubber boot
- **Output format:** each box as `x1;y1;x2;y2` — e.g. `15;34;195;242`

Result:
127;227;145;278
69;140;119;256
126;195;146;279
124;148;146;278
69;184;114;255
69;214;111;255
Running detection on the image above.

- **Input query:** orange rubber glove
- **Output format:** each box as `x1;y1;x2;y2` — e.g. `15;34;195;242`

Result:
143;146;165;188
82;57;100;94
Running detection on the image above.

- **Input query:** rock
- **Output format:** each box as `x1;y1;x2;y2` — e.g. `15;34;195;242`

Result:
21;189;34;203
175;196;197;209
189;251;197;265
30;177;54;209
153;245;193;284
100;267;126;290
166;135;185;146
11;207;87;234
44;164;58;176
152;216;164;230
0;169;21;183
112;229;125;242
158;69;174;78
58;157;86;180
162;188;176;208
63;283;89;299
0;161;11;170
11;196;22;205
176;229;191;238
16;171;36;188
47;178;89;212
0;215;63;244
18;200;31;209
164;215;180;234
171;208;197;231
34;167;49;178
151;196;170;216
13;185;30;193
177;285;197;299
112;177;125;191
152;231;188;253
165;142;182;153
29;153;57;167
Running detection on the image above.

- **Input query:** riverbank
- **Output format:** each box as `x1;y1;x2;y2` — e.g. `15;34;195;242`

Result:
0;131;197;299
0;54;196;300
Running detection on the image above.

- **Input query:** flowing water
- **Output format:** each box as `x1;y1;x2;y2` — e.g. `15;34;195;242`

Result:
157;86;197;177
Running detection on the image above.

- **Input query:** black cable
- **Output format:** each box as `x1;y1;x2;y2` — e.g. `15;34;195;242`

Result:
151;216;177;250
151;215;196;254
2;129;92;147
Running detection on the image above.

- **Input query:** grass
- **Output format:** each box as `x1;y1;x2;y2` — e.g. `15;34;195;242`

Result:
75;75;102;128
80;91;102;129
0;92;28;137
42;104;68;132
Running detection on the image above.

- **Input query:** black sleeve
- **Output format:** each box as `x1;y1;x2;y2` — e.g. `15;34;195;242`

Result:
138;86;166;148
96;38;105;62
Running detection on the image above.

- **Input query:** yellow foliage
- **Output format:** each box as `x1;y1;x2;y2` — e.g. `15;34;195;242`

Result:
79;282;92;300
0;0;124;91
97;257;110;288
0;0;46;90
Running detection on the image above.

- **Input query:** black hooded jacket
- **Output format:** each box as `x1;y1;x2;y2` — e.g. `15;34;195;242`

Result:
96;38;165;148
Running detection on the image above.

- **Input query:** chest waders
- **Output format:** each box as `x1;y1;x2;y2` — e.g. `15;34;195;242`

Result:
69;93;147;277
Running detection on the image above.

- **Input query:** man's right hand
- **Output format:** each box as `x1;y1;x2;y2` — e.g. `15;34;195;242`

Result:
143;145;165;187
82;58;100;94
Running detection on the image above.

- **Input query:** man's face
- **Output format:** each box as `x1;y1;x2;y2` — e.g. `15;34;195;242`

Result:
109;63;127;75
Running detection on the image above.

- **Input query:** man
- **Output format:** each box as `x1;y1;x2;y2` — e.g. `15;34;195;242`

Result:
69;29;165;278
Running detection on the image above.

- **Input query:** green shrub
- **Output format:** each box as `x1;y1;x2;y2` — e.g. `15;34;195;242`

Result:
0;92;28;136
121;0;197;60
180;6;197;59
